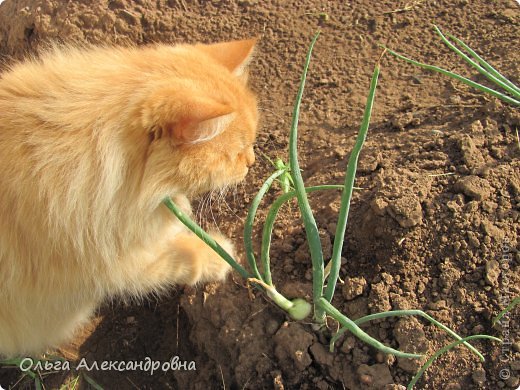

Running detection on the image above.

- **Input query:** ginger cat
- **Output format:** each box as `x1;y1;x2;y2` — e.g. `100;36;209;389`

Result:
0;39;258;356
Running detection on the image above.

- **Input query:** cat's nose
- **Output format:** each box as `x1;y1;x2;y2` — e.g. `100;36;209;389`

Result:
245;148;255;167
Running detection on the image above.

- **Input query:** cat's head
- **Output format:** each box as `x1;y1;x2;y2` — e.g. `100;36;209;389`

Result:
140;39;258;197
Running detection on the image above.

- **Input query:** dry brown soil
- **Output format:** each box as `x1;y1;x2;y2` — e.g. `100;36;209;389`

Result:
0;0;519;389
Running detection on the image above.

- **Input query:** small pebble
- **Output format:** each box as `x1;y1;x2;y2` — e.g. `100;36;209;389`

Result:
505;376;519;388
472;368;486;385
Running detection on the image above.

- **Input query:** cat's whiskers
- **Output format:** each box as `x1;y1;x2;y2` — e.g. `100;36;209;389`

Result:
215;187;226;212
219;186;228;206
194;197;202;225
201;192;212;226
232;182;239;207
195;193;209;226
241;181;249;201
218;185;244;223
208;189;221;233
257;106;286;122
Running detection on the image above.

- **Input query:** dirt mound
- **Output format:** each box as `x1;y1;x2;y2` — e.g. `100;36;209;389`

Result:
0;0;519;389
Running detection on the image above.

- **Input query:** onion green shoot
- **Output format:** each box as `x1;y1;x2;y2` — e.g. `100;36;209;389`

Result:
287;31;326;321
324;56;380;304
274;158;295;193
493;296;520;327
61;375;80;390
261;152;294;193
0;357;41;388
408;335;501;390
432;26;519;98
243;169;285;280
383;25;520;106
316;298;422;359
261;184;344;285
330;309;485;361
82;372;104;390
0;356;73;390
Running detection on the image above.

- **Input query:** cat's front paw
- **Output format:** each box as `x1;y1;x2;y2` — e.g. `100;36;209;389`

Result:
199;231;235;283
170;194;192;215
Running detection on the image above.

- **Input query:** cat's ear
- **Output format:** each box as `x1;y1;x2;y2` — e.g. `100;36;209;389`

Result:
169;97;234;144
147;93;234;145
196;39;257;76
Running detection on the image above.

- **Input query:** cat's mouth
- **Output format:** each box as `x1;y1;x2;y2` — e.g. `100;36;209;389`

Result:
234;169;249;184
210;170;248;193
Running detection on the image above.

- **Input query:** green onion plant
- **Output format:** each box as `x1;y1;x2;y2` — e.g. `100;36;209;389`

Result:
164;32;502;389
383;25;520;106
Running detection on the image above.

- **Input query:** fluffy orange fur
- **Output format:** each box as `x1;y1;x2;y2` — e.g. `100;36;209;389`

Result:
0;39;258;356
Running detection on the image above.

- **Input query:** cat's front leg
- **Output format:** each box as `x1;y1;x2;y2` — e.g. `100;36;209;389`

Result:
169;193;192;215
162;231;234;285
162;194;234;284
131;230;234;295
193;230;235;283
124;194;234;296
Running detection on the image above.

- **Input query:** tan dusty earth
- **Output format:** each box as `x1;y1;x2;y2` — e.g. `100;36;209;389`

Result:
0;0;519;389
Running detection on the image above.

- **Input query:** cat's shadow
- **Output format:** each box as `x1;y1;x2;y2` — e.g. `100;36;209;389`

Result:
74;293;198;389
